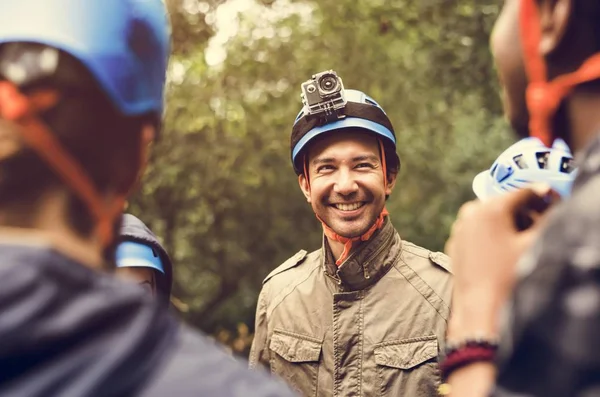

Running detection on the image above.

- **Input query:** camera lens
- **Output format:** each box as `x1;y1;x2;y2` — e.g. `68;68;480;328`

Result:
318;75;339;94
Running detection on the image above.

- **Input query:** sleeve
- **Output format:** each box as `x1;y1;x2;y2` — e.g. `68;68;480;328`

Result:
491;210;600;397
141;325;297;397
249;285;271;370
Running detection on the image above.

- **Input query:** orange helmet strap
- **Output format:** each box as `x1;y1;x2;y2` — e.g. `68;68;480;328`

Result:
0;81;144;247
521;0;600;147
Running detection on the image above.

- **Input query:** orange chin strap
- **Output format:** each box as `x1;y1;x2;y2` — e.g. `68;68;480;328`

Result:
521;0;600;147
304;139;389;266
0;81;148;248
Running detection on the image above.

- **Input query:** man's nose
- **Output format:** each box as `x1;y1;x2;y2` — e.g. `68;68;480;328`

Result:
333;169;359;196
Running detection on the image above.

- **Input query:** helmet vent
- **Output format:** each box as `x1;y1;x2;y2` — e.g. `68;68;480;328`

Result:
536;151;550;169
513;154;529;169
560;156;575;174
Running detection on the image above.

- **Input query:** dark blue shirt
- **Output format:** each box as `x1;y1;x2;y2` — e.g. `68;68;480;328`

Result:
0;243;296;397
493;133;600;397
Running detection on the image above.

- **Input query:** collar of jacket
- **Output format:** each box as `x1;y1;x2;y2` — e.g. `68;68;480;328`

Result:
322;217;398;291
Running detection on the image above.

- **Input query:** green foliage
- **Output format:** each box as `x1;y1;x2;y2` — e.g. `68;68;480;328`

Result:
129;0;515;340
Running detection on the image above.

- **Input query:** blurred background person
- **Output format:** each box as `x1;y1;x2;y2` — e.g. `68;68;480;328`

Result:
117;213;173;305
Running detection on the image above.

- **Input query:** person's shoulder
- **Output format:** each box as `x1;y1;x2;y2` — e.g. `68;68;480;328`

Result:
562;172;600;220
557;141;600;227
521;173;600;276
262;249;321;285
393;239;453;318
541;173;600;250
141;325;297;397
400;240;452;274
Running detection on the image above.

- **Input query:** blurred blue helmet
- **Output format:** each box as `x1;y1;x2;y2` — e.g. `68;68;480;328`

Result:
116;241;165;275
0;0;171;118
291;88;398;174
472;137;577;200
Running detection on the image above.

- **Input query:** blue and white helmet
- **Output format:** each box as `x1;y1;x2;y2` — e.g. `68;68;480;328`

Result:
0;0;171;118
291;89;399;174
118;214;173;303
472;137;577;200
116;241;165;275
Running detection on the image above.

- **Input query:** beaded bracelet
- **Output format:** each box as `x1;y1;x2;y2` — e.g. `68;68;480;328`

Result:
439;337;499;381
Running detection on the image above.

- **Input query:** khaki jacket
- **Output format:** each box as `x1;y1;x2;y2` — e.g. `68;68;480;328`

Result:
249;219;453;397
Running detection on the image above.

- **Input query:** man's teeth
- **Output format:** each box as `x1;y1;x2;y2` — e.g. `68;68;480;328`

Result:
334;202;364;211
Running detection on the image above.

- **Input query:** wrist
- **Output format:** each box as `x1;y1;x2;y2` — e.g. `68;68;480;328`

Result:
448;293;503;341
438;337;499;395
440;340;498;379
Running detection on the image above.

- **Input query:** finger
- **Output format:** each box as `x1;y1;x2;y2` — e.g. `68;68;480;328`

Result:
491;183;554;213
516;228;540;254
449;217;462;237
456;200;479;220
444;236;453;257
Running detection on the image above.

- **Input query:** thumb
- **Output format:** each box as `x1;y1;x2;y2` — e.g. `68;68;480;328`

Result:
497;183;554;213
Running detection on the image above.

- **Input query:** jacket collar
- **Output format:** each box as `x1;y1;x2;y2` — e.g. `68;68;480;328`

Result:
322;217;399;291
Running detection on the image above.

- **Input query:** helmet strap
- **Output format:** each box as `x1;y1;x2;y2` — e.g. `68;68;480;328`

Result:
521;0;600;147
0;81;147;248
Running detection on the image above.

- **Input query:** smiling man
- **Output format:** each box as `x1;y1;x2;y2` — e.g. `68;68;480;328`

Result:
249;71;453;396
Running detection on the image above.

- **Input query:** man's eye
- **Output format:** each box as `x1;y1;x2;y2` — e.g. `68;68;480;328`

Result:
356;163;374;169
317;165;334;172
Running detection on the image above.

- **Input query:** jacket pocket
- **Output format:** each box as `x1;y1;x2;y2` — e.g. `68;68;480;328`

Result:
374;335;440;397
269;329;321;397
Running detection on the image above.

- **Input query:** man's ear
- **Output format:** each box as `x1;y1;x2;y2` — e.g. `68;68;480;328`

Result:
385;170;398;196
538;0;573;56
298;174;311;203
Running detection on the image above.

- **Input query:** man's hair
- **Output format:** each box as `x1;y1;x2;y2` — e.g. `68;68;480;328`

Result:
382;145;400;183
0;43;154;236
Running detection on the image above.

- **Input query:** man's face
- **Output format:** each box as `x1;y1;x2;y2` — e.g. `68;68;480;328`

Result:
116;267;156;295
491;0;530;138
299;130;395;238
